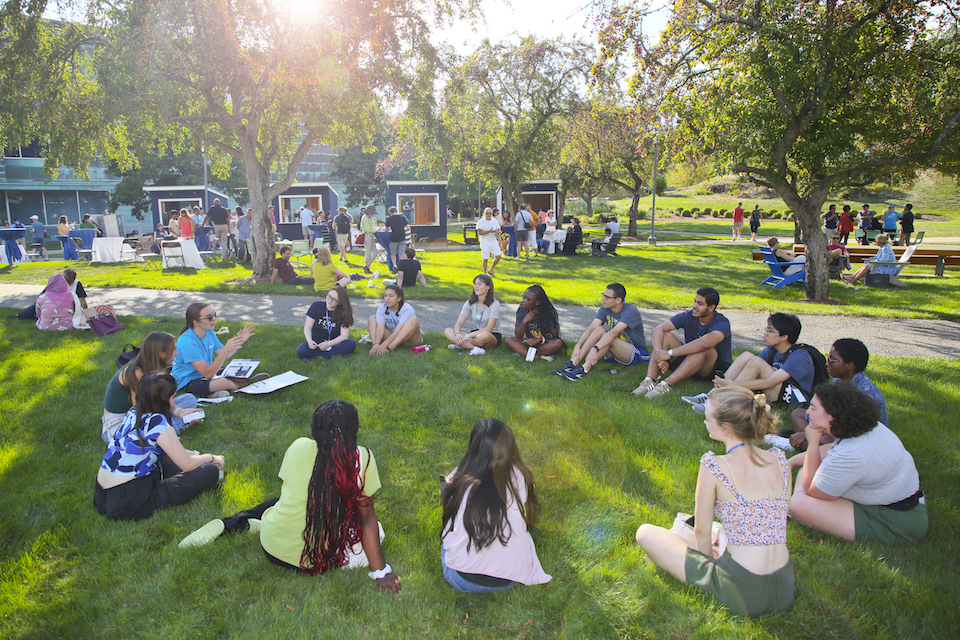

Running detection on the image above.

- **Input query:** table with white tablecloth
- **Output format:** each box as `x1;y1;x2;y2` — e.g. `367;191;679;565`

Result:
92;237;140;263
161;238;207;269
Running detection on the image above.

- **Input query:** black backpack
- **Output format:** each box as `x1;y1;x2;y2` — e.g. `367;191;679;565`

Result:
764;343;829;392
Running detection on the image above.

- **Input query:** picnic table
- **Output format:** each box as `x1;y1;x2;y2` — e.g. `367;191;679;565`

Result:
751;244;960;276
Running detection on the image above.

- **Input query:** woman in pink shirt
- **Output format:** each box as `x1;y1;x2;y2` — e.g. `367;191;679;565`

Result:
441;419;551;592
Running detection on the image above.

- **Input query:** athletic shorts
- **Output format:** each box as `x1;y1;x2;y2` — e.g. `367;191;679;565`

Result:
685;549;795;617
602;342;650;366
181;377;212;398
481;244;502;260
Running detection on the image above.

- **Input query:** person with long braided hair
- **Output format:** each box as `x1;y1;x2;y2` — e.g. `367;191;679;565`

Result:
179;400;401;591
441;419;551;592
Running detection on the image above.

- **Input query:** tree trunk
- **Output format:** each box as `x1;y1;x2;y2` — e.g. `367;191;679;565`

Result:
243;156;276;279
586;195;594;220
628;192;640;237
791;201;831;302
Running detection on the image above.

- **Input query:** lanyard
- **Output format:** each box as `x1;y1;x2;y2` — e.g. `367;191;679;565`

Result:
475;303;485;330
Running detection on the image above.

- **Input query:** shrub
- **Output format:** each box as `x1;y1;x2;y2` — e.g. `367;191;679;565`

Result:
784;210;794;220
690;207;701;216
638;209;648;220
702;207;713;217
767;209;777;217
724;211;733;218
674;208;684;217
595;201;614;214
915;213;923;219
682;210;693;217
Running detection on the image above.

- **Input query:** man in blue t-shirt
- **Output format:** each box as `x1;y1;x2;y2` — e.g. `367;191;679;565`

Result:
553;282;648;381
634;287;732;399
686;313;814;414
28;215;48;260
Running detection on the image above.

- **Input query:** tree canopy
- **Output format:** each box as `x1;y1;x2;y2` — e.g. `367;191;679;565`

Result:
598;0;960;300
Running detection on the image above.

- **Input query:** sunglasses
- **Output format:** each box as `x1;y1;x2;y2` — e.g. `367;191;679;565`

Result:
199;312;217;322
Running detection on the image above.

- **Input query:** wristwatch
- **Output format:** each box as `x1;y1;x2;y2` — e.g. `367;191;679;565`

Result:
667;349;674;357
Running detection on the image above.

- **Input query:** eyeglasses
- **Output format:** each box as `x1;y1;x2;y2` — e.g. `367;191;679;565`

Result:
521;295;535;302
827;355;845;365
600;293;615;300
199;312;217;322
762;326;778;334
326;294;339;303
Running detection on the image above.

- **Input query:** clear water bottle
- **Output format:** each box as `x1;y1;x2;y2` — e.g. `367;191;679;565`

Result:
411;345;432;353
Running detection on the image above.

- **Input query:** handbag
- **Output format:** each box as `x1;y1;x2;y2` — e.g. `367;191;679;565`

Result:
355;232;366;244
89;305;125;336
116;343;140;369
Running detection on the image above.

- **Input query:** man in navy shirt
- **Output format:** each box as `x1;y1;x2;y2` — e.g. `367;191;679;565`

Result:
685;312;814;413
634;287;732;398
29;215;47;260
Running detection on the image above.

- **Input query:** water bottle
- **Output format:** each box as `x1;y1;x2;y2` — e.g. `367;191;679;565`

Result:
411;345;432;353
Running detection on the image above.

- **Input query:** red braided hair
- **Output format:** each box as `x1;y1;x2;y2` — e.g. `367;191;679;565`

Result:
300;400;371;575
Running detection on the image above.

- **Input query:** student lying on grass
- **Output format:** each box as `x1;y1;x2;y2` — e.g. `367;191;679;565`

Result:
94;372;224;521
179;400;401;592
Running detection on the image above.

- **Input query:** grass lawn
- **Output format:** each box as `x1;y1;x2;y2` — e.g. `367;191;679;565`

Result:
5;243;960;319
1;315;958;639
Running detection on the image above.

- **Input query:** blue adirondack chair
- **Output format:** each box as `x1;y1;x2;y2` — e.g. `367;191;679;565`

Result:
759;246;806;289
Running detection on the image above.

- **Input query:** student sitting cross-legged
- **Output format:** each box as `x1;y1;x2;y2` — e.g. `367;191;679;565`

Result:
296;284;357;360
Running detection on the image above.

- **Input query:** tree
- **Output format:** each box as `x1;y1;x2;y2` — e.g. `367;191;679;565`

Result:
402;37;592;215
563;101;661;236
597;0;960;300
1;0;477;278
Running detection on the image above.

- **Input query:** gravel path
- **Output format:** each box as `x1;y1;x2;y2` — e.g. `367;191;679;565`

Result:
3;283;957;358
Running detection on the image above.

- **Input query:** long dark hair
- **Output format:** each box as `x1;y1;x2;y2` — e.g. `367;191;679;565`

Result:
181;302;208;335
132;372;176;448
300;400;371;575
468;274;495;306
329;284;354;328
441;419;540;552
526;284;559;333
119;331;176;392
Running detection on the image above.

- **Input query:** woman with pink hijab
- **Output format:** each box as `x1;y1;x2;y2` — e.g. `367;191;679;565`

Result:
35;274;76;331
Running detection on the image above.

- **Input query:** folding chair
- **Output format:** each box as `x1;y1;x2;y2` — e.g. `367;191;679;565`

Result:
71;237;93;261
290;239;312;267
162;241;186;269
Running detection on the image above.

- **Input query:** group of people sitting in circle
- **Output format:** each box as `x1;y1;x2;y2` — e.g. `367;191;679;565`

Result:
87;281;925;615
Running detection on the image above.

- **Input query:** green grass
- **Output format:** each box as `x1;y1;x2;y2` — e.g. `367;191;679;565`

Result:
1;314;958;639
5;243;960;319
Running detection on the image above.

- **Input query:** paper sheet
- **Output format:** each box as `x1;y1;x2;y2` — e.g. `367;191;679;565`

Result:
236;371;309;395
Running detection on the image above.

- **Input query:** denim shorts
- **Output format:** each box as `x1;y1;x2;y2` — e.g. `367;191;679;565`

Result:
440;549;514;593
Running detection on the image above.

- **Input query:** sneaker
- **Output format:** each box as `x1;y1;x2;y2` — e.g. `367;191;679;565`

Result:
681;392;710;406
179;519;225;548
469;347;486;356
371;269;381;279
539;354;556;362
209;390;231;399
763;434;796;452
692;403;706;414
447;343;460;350
359;333;372;344
247;518;262;534
631;377;656;396
561;364;588;381
552;360;575;376
644;380;672;398
241;372;270;387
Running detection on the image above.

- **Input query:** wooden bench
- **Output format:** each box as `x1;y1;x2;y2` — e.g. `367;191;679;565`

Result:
751;244;960;276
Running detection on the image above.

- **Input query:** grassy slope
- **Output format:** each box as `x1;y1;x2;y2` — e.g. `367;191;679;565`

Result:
0;316;957;639
4;242;960;319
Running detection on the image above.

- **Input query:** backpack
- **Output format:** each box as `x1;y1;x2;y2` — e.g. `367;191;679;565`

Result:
336;213;351;234
763;343;829;394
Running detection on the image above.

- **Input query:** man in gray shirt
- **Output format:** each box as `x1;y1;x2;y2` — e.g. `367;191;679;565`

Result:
554;282;648;381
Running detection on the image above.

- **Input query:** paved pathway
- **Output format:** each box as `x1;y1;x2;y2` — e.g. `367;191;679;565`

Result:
3;284;957;358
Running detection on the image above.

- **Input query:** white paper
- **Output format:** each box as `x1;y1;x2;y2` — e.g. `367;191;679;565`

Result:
197;396;234;404
236;371;309;395
214;359;261;379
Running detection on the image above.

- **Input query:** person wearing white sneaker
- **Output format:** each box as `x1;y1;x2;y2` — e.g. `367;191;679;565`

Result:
367;285;422;355
179;400;402;590
504;285;565;360
562;283;648;382
635;387;794;617
709;314;815;407
634;287;732;397
442;274;502;353
172;303;257;398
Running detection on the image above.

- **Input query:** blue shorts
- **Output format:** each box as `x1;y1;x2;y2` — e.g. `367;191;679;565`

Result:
602;342;650;366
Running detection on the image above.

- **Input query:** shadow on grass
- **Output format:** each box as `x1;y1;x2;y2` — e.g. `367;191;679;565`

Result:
0;314;959;638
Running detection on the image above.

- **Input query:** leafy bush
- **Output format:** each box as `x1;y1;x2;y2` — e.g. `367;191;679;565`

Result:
682;210;693;217
724;211;733;218
784;210;794;220
690;207;701;216
638;209;648;220
915;213;923;219
702;207;713;217
674;207;684;217
767;209;778;217
595;201;614;214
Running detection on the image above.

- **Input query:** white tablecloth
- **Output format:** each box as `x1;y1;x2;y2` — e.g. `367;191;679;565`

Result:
92;237;140;263
162;238;207;269
544;229;566;254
